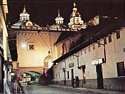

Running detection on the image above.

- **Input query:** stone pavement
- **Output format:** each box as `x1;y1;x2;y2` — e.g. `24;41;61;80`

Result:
49;85;125;94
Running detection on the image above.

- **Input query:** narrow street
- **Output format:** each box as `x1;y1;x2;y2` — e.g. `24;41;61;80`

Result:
1;1;125;94
24;84;90;94
23;84;125;94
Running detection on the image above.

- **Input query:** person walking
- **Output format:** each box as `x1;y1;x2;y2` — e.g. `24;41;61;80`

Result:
75;76;79;88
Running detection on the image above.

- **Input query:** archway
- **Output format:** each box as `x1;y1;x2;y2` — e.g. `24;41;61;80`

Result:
21;71;41;84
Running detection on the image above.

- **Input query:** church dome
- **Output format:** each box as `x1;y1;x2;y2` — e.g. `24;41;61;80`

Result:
68;2;86;30
55;10;64;25
20;6;30;21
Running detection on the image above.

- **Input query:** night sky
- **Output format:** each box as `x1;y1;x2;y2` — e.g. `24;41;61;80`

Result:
8;0;125;26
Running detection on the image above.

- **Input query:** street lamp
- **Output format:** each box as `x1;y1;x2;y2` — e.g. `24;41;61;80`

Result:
97;40;106;63
73;54;80;69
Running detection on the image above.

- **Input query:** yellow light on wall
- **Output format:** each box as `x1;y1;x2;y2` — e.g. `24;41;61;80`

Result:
21;42;27;48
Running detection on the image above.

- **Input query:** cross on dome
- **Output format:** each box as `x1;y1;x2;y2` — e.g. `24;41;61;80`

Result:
73;2;76;8
57;9;61;17
23;5;26;13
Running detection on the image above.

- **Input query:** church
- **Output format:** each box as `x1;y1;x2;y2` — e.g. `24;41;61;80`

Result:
9;1;94;75
10;6;61;76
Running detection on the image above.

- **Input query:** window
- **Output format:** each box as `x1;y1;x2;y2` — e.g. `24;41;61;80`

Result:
62;43;67;55
108;35;112;43
116;31;120;39
84;48;86;54
56;74;57;78
104;37;107;44
88;46;91;52
28;44;35;50
123;48;125;52
93;44;95;50
117;62;125;76
67;71;69;79
98;40;101;47
58;72;60;78
70;41;75;49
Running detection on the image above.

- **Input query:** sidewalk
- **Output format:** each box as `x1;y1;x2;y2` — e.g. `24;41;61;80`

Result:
49;84;125;94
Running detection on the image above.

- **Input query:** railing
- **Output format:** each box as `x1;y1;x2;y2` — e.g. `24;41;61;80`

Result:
9;26;82;32
11;81;24;94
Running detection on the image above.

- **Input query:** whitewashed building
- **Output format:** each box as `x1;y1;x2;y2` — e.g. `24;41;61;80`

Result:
53;18;125;91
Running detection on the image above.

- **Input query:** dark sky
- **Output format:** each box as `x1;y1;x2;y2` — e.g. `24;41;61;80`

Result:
8;0;125;26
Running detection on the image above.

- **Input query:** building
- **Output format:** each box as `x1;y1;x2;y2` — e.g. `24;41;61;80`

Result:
53;17;125;91
10;6;61;76
68;2;86;30
11;6;41;30
0;0;12;93
49;9;65;30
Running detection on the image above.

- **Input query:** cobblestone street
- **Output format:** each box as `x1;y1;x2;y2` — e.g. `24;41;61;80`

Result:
24;85;89;94
23;84;125;94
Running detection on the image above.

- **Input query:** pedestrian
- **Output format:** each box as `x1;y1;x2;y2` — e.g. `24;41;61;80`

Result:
71;78;75;88
75;76;79;88
13;80;18;94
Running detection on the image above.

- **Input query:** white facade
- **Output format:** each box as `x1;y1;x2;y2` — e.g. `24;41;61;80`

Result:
53;28;125;90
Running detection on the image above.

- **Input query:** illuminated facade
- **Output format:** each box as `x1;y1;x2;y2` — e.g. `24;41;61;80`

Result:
53;19;125;91
55;10;64;25
11;6;41;30
11;7;61;74
50;10;65;30
20;6;30;21
16;32;60;73
68;2;86;30
11;3;100;32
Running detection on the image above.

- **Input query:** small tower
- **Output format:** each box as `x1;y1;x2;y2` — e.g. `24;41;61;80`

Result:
20;6;30;21
55;9;64;25
68;2;86;30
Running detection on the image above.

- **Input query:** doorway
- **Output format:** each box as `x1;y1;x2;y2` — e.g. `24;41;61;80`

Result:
96;64;104;89
81;65;86;87
71;69;74;88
